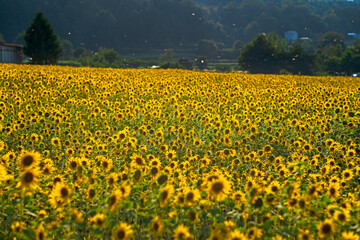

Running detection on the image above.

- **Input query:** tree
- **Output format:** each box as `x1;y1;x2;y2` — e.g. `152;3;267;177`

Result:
24;12;62;64
197;39;219;58
60;39;74;61
195;56;208;70
238;33;279;74
178;58;193;70
159;49;174;63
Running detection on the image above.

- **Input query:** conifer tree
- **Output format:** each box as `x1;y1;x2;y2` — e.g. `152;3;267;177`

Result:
24;12;62;64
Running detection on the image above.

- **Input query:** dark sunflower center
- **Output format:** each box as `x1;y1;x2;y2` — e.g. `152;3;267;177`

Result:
102;161;108;168
136;158;143;165
96;218;103;226
186;192;194;202
271;186;278;192
89;189;95;198
302;234;309;240
161;190;168;201
321;223;332;234
153;222;159;231
38;231;44;240
151;167;159;175
212;182;224;193
330;188;336;195
109;178;115;185
337;213;346;222
22;155;34;166
109;195;116;206
178;232;186;240
24;172;34;183
61;187;69;197
71;161;77;169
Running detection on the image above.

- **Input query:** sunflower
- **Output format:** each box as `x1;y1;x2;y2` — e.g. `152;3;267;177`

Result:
184;188;201;206
328;182;340;200
11;221;25;234
108;189;122;211
20;168;39;189
17;150;41;170
112;222;133;240
37;210;48;219
335;209;350;224
0;164;11;182
160;184;174;207
165;150;177;160
51;174;65;187
342;169;353;181
151;216;164;237
108;172;118;186
149;166;161;179
97;156;113;172
90;213;106;228
49;183;71;209
130;153;146;169
231;190;246;204
67;157;79;171
267;181;281;194
71;209;84;223
119;182;131;199
246;226;263;240
51;137;61;148
173;224;191;240
35;223;46;240
207;174;231;201
341;231;360;240
317;219;336;239
86;186;96;200
297;229;313;240
227;229;246;240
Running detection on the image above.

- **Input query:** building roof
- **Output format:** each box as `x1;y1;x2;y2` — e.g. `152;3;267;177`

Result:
0;41;23;48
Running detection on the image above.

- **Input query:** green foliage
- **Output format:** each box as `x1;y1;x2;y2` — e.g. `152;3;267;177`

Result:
178;58;193;70
239;32;318;75
60;39;74;61
24;12;62;64
197;39;219;58
159;49;174;63
215;64;231;72
195;56;208;70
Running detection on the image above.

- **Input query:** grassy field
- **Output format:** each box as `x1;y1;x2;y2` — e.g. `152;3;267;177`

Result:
0;63;360;239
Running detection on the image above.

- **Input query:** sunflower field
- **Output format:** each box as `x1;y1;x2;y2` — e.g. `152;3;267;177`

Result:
1;63;360;240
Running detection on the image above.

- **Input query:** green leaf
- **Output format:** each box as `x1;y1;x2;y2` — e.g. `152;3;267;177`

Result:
23;228;36;240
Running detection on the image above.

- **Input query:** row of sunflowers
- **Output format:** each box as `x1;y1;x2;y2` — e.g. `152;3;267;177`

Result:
0;63;360;239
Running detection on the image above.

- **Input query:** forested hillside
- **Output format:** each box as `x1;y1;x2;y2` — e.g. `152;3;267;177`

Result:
1;0;360;52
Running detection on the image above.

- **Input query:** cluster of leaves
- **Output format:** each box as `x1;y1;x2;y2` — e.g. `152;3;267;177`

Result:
239;32;360;75
0;64;360;239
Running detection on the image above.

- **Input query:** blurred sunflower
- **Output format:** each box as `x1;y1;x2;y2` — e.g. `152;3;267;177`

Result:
173;224;191;240
151;216;164;237
19;168;39;189
341;231;360;240
112;222;133;240
17;150;41;170
160;184;174;207
90;213;106;229
207;174;231;201
317;219;336;239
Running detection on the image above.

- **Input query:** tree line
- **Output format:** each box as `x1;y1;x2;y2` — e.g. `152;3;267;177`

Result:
19;8;360;76
1;0;360;52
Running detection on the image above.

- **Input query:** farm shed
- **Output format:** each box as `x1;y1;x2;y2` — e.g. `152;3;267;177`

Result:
0;41;23;64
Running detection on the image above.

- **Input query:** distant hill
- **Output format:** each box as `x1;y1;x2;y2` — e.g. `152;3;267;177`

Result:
1;0;360;53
